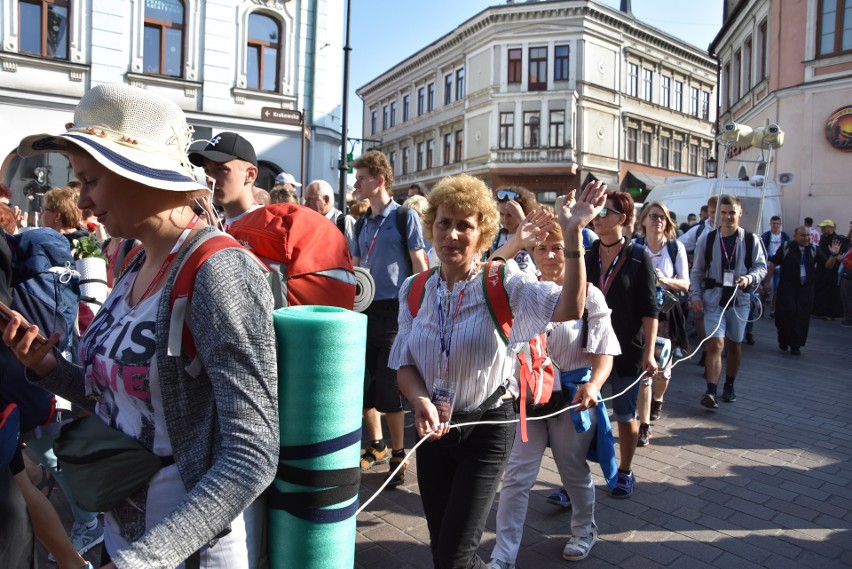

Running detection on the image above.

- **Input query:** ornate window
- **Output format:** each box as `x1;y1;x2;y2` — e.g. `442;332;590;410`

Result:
642;68;653;101
499;112;514;149
641;131;652;164
528;47;547;91
626;127;637;162
817;0;852;57
444;73;453;105
508;49;522;84
661;76;671;107
143;0;184;77
402;147;410;175
18;0;70;59
443;133;452;164
549;110;564;147
247;12;281;91
523;111;540;148
659;136;670;169
455;68;465;99
554;45;569;81
403;94;410;122
427;83;435;112
426;139;434;168
627;63;639;97
455;130;463;162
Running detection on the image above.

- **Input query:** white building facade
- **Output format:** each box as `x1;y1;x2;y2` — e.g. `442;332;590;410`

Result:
357;0;717;204
0;0;345;209
711;0;852;227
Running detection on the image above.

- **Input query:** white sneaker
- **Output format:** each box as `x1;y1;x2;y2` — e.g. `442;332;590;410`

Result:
486;560;516;569
562;526;598;561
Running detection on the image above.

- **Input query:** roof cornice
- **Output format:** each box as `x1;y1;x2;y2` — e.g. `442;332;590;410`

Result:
357;1;715;98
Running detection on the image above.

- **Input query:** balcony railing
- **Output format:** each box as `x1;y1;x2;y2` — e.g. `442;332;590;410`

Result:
492;147;574;163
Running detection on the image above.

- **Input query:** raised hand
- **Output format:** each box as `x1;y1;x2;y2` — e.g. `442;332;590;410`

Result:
557;180;607;232
829;238;841;255
514;208;556;249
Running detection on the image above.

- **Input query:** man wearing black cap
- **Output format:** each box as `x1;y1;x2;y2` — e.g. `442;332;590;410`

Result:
189;132;261;227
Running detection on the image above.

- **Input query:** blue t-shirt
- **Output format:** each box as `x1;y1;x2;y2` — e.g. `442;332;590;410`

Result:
352;200;425;300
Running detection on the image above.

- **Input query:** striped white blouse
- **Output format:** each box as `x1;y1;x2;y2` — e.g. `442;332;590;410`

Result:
389;260;561;412
546;284;621;392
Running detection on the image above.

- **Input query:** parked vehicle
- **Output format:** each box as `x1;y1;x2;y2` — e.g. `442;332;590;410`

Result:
643;175;782;235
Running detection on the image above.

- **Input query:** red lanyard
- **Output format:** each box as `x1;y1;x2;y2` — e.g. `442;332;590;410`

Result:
363;214;389;267
719;232;738;269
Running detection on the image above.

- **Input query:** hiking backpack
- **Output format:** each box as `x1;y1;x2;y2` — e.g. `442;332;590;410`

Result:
228;203;356;309
406;260;555;443
1;229;81;433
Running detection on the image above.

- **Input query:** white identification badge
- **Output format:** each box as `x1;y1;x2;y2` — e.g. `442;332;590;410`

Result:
431;378;456;424
723;270;735;287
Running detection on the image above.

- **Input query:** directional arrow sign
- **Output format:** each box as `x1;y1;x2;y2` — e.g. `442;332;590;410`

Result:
261;107;302;126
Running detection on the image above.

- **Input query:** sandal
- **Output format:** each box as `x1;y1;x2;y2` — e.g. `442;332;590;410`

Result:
360;445;389;470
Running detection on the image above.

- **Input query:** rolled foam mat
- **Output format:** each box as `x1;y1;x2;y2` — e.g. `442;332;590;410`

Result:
269;305;367;569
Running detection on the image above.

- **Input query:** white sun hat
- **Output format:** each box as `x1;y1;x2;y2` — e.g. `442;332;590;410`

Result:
17;83;207;193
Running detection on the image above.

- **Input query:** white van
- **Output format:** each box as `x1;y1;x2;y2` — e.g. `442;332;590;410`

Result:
642;176;783;235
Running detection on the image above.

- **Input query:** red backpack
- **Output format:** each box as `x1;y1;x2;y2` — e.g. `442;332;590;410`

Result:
120;205;356;374
407;260;554;442
228;204;356;309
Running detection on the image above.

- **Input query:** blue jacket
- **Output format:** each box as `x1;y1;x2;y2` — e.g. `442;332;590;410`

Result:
560;368;618;490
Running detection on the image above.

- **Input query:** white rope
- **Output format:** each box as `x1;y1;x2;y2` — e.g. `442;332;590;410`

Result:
357;285;744;514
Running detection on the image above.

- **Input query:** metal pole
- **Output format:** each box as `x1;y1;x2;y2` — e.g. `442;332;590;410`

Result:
338;0;352;214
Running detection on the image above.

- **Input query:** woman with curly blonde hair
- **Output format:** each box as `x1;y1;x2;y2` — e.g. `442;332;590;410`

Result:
390;173;606;568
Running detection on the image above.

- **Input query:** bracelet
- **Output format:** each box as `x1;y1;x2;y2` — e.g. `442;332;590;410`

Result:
564;248;585;259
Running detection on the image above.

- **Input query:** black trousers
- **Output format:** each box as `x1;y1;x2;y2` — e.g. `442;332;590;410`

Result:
416;400;515;569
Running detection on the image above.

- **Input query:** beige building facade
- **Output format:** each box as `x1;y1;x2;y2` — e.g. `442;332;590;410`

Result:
357;0;717;204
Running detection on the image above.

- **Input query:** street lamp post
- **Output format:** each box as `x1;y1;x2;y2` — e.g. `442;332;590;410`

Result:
337;0;352;214
706;156;717;178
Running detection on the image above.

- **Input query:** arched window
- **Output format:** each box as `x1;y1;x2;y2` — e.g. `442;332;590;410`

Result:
143;0;184;77
18;0;70;59
247;13;281;91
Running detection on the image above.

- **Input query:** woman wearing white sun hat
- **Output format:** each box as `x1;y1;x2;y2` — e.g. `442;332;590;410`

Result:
3;83;278;568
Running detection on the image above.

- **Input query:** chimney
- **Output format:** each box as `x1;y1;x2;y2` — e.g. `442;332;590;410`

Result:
620;0;633;16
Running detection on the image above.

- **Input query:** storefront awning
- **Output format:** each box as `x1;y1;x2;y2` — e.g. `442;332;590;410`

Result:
626;171;667;191
582;171;619;188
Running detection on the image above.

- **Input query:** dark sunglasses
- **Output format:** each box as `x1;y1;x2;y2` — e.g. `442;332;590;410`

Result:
496;189;519;202
647;213;666;222
597;207;622;218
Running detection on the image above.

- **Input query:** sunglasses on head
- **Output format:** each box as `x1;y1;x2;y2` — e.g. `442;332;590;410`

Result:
597;207;622;218
496;189;519;202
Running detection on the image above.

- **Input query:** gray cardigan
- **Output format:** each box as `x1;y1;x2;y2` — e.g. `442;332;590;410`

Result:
689;227;767;309
31;227;279;568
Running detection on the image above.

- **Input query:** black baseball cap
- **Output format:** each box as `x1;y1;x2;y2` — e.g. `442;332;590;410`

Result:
189;132;257;167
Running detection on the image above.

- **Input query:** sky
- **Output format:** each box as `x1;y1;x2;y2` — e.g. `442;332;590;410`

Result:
344;0;723;152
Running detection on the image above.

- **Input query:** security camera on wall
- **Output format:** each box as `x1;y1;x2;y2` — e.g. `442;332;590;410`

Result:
720;121;753;147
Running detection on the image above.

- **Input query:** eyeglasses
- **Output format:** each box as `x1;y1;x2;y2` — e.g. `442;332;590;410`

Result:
648;213;665;222
597;207;622;218
496;189;519;202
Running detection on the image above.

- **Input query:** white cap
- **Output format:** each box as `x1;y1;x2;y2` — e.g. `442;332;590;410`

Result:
275;171;302;187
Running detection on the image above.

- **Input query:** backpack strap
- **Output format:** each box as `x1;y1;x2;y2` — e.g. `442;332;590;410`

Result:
744;231;754;271
666;238;680;279
482;260;513;346
406;267;438;318
167;233;263;377
704;229;718;268
118;243;145;280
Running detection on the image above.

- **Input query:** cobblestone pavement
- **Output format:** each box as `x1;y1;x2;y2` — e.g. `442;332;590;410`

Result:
41;314;851;568
355;315;852;569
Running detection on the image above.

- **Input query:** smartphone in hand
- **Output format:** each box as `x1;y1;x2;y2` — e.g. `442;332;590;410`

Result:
0;301;48;346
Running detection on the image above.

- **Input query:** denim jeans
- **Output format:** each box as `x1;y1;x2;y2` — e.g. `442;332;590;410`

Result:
416;400;515;569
